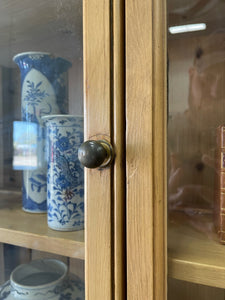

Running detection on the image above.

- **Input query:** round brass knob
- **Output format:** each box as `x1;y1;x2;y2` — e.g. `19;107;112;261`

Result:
78;140;114;169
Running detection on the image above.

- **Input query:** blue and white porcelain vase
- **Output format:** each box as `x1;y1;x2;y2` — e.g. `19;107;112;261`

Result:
42;115;84;231
0;259;84;299
13;52;71;213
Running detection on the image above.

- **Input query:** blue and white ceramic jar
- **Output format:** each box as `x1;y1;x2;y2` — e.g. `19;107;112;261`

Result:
0;259;85;299
13;52;71;213
42;115;84;231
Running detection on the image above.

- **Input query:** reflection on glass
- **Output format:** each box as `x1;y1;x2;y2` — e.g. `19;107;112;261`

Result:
168;0;225;297
168;31;225;223
0;0;83;192
0;0;84;295
13;121;38;170
13;52;72;213
169;23;207;34
168;3;225;239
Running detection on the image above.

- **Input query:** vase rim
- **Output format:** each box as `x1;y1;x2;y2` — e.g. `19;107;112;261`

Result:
13;51;53;61
10;259;68;291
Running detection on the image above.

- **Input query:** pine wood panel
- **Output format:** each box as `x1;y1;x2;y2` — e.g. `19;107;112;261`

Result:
0;193;84;259
83;1;113;299
113;1;126;300
126;1;154;299
126;0;167;299
152;0;167;299
168;223;225;288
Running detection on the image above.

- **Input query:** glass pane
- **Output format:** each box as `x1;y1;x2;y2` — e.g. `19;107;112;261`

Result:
0;1;84;298
167;0;225;298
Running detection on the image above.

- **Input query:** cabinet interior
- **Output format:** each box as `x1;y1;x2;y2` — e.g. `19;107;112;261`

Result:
0;0;84;272
167;0;225;290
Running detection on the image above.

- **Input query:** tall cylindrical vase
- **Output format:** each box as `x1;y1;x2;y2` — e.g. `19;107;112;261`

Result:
13;52;71;213
42;115;84;231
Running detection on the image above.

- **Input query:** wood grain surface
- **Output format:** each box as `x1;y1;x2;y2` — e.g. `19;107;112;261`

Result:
0;192;84;259
126;0;167;299
83;1;113;299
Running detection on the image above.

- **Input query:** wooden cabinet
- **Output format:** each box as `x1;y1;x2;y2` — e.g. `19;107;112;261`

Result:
125;0;225;299
83;1;125;299
3;1;225;299
126;1;167;299
0;1;125;300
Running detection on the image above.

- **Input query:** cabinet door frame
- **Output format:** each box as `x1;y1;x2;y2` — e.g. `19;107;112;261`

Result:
83;1;125;299
125;0;167;299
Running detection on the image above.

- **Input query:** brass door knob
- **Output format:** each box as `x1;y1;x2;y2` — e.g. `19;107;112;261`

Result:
78;140;114;168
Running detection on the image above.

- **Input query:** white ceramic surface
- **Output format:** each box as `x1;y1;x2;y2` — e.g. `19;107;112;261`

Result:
13;52;71;213
0;259;84;300
43;115;84;231
0;276;84;300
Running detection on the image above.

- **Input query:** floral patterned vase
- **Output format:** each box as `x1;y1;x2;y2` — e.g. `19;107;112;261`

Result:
42;115;84;231
13;52;71;213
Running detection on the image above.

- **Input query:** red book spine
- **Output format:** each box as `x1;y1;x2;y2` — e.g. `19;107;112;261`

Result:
214;125;225;243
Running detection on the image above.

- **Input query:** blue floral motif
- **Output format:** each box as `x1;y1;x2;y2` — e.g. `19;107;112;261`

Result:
0;281;10;300
29;172;47;192
13;52;71;213
45;116;84;231
56;136;70;152
0;275;84;299
13;52;72;115
22;80;50;123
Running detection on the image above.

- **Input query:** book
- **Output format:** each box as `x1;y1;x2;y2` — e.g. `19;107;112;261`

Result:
214;124;225;244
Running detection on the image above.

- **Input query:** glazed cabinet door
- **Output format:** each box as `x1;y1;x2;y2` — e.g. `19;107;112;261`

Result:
167;0;225;298
0;1;125;300
126;0;225;299
83;1;125;299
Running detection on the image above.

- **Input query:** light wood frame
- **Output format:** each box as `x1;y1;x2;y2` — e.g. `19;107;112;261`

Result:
83;0;125;299
126;0;167;299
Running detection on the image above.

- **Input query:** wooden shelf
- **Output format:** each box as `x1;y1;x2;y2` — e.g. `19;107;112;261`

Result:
168;218;225;288
0;192;84;259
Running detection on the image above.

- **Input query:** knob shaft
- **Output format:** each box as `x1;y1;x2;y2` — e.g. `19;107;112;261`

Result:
78;140;114;169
